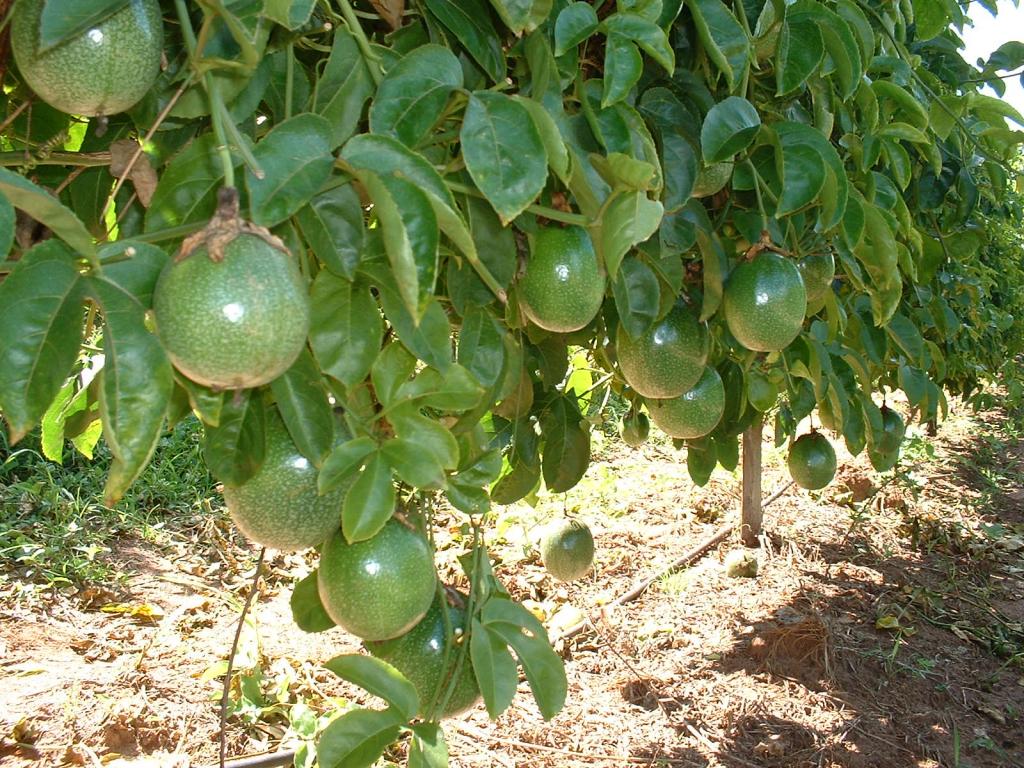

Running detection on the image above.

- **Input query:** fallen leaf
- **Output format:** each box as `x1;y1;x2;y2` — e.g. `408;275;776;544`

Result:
109;140;158;208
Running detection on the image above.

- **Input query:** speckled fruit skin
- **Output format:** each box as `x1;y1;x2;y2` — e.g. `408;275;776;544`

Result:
723;253;807;352
787;432;837;490
540;519;594;582
366;596;481;718
221;412;347;552
647;366;725;440
619;411;650;447
11;0;163;117
520;226;605;333
616;305;708;399
153;234;310;390
318;520;437;641
799;252;836;306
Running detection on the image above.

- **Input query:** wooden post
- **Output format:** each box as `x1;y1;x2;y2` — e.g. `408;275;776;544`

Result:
740;418;763;547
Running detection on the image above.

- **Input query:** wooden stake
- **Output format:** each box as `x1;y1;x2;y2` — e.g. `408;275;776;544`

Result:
741;418;763;547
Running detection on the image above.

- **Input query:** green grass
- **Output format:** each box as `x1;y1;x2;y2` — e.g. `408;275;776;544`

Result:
0;417;219;596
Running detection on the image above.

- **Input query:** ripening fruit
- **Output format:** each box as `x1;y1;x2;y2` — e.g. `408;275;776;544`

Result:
365;594;481;718
616;305;709;399
153;234;311;390
221;411;349;551
647;366;725;440
11;0;164;117
318;520;437;641
520;226;605;333
787;432;837;490
540;518;595;582
723;253;807;352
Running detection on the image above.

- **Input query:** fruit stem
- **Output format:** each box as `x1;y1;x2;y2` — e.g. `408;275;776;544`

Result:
335;0;384;85
446;181;591;226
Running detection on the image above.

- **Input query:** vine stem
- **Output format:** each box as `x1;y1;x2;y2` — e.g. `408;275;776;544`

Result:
335;0;384;85
445;181;591;226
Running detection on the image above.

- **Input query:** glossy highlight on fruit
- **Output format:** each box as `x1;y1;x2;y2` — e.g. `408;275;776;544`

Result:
616;305;708;399
11;0;164;117
787;432;837;490
723;253;807;352
520;226;605;333
221;411;347;552
318;520;437;641
647;366;725;440
366;594;481;718
540;518;595;582
153;233;310;390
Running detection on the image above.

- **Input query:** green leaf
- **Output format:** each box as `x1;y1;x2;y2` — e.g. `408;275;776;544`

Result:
317;708;404;768
696;230;725;322
264;0;317;29
886;313;924;364
700;96;761;164
372;343;418;407
270;349;334;467
370;45;463;148
408;723;449;768
422;0;506;82
145;134;235;233
246;113;334;227
0;193;13;258
776;16;823;96
612;256;660;338
295;183;365;280
390;406;461;470
313;28;376;149
96;241;168;306
686;439;716;485
457;308;508;392
490;459;541;505
37;0;128;52
461;92;548;224
396;365;486;412
174;374;225;428
0;169;95;258
773;125;827;217
912;0;949;40
0;242;84;443
381;437;447;488
686;0;750;92
488;0;533;34
602;35;643;107
202;392;266;486
554;2;599;56
324;654;420;721
481;598;567;720
343;452;396;542
290;571;336;633
319;436;377;495
511;96;571;185
540;398;590;493
470;618;518;718
89;273;173;505
660;132;698;212
309;272;382;388
603;13;675;73
598;191;664;278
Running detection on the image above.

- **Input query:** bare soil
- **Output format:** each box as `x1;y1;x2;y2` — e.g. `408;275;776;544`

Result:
2;401;1023;768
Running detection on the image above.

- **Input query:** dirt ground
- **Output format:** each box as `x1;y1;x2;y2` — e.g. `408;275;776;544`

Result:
2;400;1023;768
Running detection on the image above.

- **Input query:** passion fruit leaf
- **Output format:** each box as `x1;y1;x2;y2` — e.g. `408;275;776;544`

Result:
490;459;541;505
95;242;169;306
601;35;643;108
36;0;128;52
202;391;266;487
269;349;334;467
696;230;725;322
316;707;404;768
342;451;397;542
0;169;95;257
470;617;518;719
776;16;823;97
540;397;590;493
686;439;716;486
612;255;661;338
659;131;699;211
481;597;567;720
382;438;446;489
246;113;334;227
0;242;84;443
598;191;664;278
319;436;377;495
554;2;599;56
295;184;364;280
341;134;456;209
368;45;463;148
0;192;15;258
312;28;376;149
511;96;571;184
408;723;449;768
686;0;749;92
89;276;173;504
173;374;225;429
422;0;505;83
773;131;827;217
145;134;242;233
325;654;420;722
263;0;317;30
700;96;761;163
389;407;460;470
290;571;336;633
309;273;381;388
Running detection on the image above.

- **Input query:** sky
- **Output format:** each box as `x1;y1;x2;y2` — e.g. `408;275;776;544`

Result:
958;0;1024;119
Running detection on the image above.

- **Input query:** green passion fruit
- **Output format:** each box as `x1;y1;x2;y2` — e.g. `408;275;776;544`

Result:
723;253;807;352
619;410;650;447
540;518;595;582
787;432;837;490
868;406;906;472
153;233;310;390
616;305;709;399
318;519;437;641
519;226;605;333
647;366;725;440
221;411;348;552
12;0;164;117
799;252;836;306
366;594;481;718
